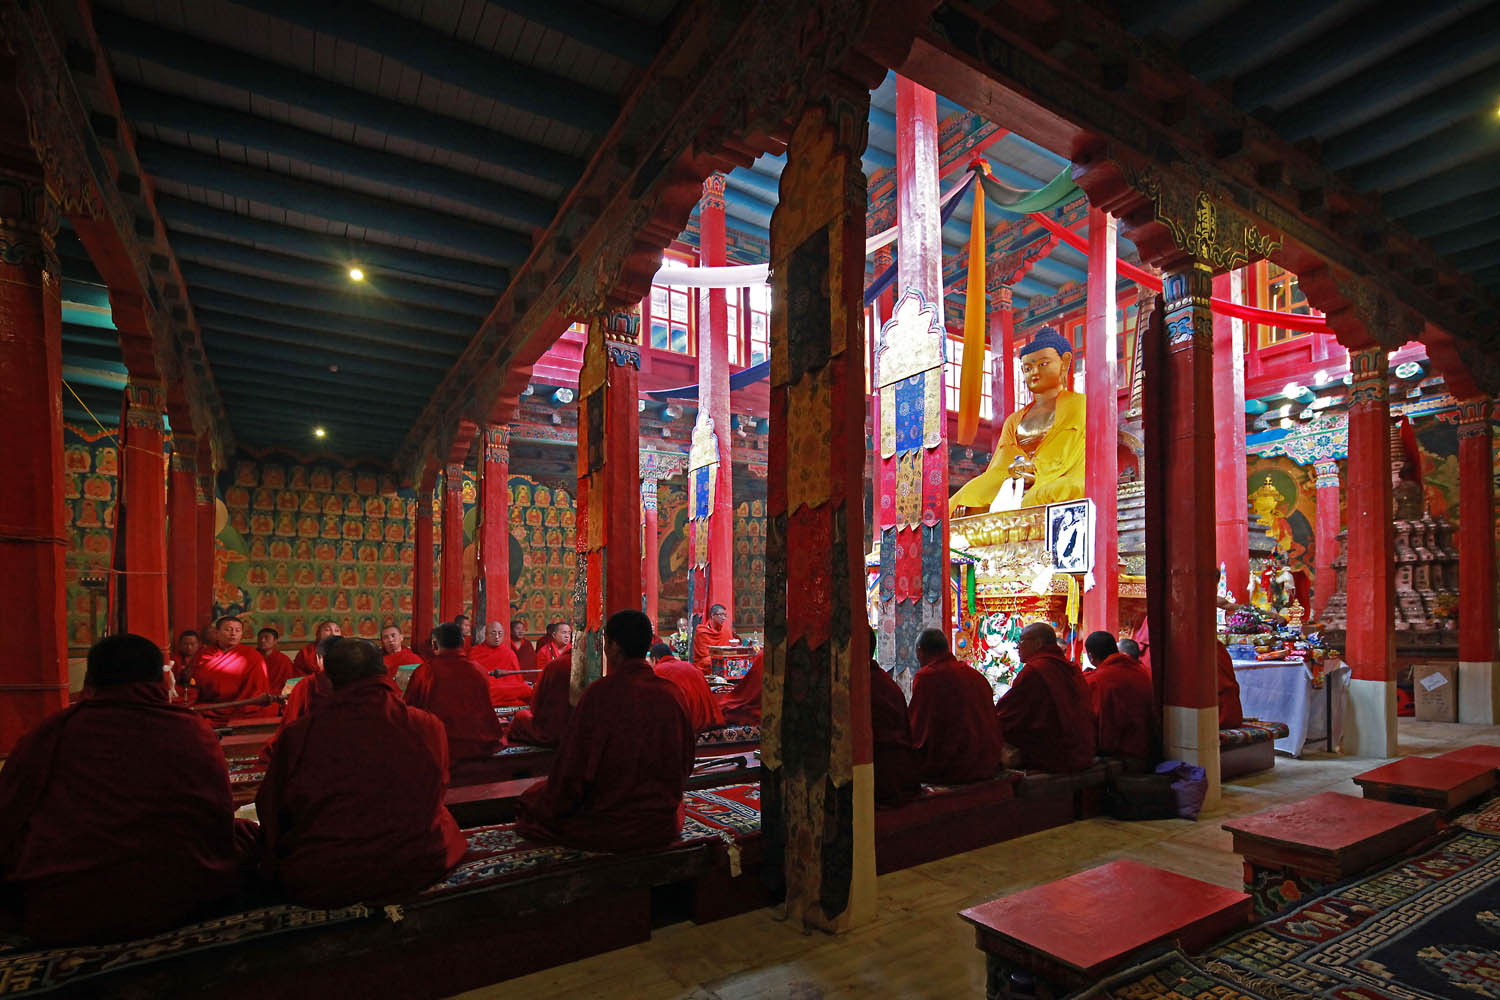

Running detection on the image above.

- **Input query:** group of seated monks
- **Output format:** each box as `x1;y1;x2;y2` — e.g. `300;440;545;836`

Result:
0;610;711;945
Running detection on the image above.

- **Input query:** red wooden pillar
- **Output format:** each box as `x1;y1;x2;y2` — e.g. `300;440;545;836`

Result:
440;462;465;624
1344;346;1396;755
1311;459;1341;619
575;306;642;690
0;149;68;751
990;285;1015;441
474;425;511;632
195;440;216;623
1212;270;1250;602
1082;207;1118;633
1457;397;1498;724
765;80;874;931
875;73;948;686
114;374;170;653
168;432;198;638
1148;262;1220;803
692;174;734;622
642;473;660;632
412;470;436;651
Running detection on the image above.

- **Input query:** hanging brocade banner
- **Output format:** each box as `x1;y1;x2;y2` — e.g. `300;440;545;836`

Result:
687;415;719;571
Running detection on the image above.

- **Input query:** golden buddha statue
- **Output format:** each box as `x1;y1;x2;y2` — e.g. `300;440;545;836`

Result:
951;327;1086;512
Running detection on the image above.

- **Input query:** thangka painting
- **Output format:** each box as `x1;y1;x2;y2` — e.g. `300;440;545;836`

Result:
657;478;691;628
213;452;417;643
506;474;576;624
62;423;120;650
732;475;767;627
1246;455;1319;574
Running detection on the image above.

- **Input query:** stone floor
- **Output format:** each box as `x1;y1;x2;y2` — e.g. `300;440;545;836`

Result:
454;719;1500;1000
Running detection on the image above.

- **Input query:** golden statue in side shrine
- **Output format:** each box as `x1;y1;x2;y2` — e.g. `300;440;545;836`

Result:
951;326;1086;513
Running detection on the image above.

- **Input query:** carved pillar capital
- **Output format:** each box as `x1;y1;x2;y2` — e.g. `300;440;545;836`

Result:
0;166;60;271
483;424;511;464
1348;347;1389;409
701;172;726;210
1312;458;1340;489
1161;262;1213;353
1456;396;1494;439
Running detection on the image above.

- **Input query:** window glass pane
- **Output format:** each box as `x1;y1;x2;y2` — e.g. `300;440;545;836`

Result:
651;287;668;314
670;324;688;353
651;322;669;350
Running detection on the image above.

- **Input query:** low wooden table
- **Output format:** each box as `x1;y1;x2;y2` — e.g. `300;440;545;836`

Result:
1352;756;1496;813
1223;791;1439;914
958;859;1250;997
1437;745;1500;773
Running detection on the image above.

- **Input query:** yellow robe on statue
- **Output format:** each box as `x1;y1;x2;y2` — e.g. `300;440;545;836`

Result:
951;389;1086;510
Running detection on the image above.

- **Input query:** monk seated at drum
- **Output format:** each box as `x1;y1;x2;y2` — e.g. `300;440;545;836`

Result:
950;326;1084;514
716;650;762;726
404;622;503;761
996;623;1096;773
0;634;257;944
518;610;695;852
257;638;466;907
692;604;735;674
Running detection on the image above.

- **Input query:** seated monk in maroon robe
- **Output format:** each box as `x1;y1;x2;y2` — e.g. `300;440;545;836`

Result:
1216;640;1244;728
716;650;762;725
472;620;532;707
257;627;295;695
533;622;572;670
188;616;274;726
380;623;425;683
691;604;735;674
291;620;341;677
0;634;255;944
404;622;503;761
509;618;537;675
506;651;574;747
908;628;1005;784
869;628;920;806
257;638;466;907
1082;630;1156;767
651;642;725;732
996;623;1097;773
259;635;339;764
518;610;695;852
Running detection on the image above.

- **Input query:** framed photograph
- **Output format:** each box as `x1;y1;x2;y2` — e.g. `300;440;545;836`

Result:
1046;499;1093;574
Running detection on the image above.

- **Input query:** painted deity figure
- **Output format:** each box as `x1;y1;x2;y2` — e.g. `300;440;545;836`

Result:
951;327;1085;513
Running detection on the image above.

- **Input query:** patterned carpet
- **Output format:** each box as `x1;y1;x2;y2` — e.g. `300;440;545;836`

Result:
0;786;762;996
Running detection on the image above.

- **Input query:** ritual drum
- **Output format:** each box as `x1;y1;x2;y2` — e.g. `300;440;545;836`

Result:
709;644;755;681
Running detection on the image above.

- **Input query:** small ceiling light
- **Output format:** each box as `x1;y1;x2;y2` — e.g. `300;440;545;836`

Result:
1281;381;1302;399
1313;369;1329;386
313;426;326;439
348;267;364;281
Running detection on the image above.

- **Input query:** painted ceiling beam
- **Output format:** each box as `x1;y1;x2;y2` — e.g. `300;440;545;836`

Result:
1183;0;1349;80
1028;258;1087;286
61;363;128;390
1270;5;1500;139
197;313;454;370
1383;153;1500;218
723;191;773;232
1232;0;1491;114
1322;62;1500;171
1426;219;1498;257
180;263;478;339
229;0;619;135
483;0;661;66
137;141;533;265
1400;190;1500;240
60;340;125;369
168;232;492;318
724;169;780;205
93;10;582;190
1346;115;1500;194
157;197;504;292
118;85;556;231
1463;241;1500;272
1013;276;1055;299
203;339;444;388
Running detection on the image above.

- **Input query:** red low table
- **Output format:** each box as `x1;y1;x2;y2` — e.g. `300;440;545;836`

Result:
1352;756;1496;813
1223;791;1439;914
1437;745;1500;773
958;859;1250;994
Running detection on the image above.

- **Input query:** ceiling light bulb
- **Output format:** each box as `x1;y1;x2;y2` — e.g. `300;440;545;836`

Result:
348;267;364;281
313;427;326;438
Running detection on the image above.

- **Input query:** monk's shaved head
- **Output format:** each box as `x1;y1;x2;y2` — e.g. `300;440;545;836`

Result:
86;633;164;688
915;628;949;656
1020;622;1059;647
433;622;464;650
324;638;385;689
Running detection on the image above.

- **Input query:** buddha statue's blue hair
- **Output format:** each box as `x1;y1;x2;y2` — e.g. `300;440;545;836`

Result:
1018;326;1073;359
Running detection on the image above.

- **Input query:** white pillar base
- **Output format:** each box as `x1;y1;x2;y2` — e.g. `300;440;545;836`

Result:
849;762;876;927
1459;662;1500;725
1345;677;1397;757
1163;704;1220;808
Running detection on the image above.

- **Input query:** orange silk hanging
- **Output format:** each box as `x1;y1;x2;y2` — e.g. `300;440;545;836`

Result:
956;160;989;445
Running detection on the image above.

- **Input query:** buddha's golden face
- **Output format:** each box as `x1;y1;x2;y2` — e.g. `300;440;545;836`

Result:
1020;348;1071;394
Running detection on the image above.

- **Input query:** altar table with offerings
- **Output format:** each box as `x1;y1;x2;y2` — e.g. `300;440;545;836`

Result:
1230;657;1349;757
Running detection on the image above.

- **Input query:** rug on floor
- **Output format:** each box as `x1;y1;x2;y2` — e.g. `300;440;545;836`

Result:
1073;947;1316;1000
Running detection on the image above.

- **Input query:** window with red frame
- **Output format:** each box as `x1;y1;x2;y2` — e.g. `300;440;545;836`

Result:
724;289;742;366
747;284;770;366
645;250;696;355
943;334;994;420
1257;261;1315;347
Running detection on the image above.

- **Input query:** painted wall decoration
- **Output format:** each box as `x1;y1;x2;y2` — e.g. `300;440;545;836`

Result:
62;423;119;650
212;452;417;644
506;474;576;626
1245;455;1320;574
733;475;768;626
